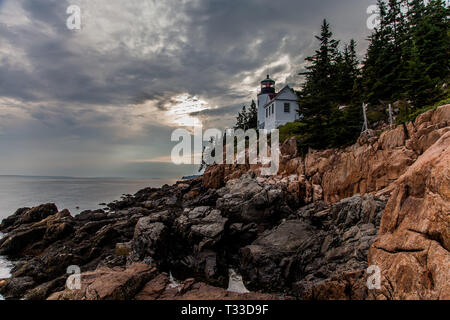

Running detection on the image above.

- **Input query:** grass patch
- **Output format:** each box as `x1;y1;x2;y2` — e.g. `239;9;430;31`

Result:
278;121;307;143
396;89;450;124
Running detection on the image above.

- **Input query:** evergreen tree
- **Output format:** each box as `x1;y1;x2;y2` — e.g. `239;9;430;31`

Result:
405;41;438;107
413;0;449;84
336;39;360;105
384;0;409;101
247;100;258;129
234;101;258;130
363;0;449;109
362;0;390;104
297;19;341;150
235;106;247;130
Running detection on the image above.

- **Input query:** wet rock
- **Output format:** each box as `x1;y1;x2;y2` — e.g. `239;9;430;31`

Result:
135;273;170;300
0;276;35;299
23;276;66;300
0;204;58;232
293;270;368;300
135;273;284;300
216;174;292;225
0;227;47;256
129;219;168;263
48;263;157;300
240;220;315;291
239;195;386;297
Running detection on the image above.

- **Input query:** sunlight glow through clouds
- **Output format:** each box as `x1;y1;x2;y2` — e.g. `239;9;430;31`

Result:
165;94;209;127
128;93;209;131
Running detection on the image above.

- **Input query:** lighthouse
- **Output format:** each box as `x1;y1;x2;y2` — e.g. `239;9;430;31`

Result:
256;75;300;130
257;75;276;129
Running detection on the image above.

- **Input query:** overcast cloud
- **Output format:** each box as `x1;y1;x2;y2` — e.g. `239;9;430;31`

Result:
0;0;374;178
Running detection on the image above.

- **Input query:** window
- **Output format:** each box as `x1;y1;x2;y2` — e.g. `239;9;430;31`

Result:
284;103;290;113
271;104;274;114
266;108;268;118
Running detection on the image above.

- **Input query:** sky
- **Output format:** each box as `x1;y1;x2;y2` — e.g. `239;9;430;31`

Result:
0;0;376;178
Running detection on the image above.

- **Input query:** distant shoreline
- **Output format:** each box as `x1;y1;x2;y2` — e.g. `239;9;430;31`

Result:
0;175;175;180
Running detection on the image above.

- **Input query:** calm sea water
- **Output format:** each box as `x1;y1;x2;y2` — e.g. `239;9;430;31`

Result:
0;176;177;221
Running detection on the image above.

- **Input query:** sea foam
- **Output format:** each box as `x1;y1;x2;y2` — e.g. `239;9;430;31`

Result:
0;232;13;300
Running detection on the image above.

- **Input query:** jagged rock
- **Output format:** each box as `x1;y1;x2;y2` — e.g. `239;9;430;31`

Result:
190;210;227;239
129;218;168;263
294;270;368;300
379;125;406;150
135;273;282;300
0;204;58;232
23;276;66;300
46;264;281;301
204;105;450;205
48;263;157;300
115;242;132;257
368;131;450;300
281;137;298;158
284;158;304;176
239;195;386;297
216;173;293;225
75;210;108;222
0;226;47;256
0;276;35;299
203;165;227;189
135;273;170;300
240;220;316;291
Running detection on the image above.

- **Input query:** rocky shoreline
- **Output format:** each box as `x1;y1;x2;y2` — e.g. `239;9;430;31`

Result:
0;105;448;300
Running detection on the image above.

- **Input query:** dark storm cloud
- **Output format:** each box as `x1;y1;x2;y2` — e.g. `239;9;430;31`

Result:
1;0;374;106
0;0;376;177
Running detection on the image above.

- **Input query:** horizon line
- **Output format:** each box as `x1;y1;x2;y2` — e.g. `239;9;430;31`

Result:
0;174;179;180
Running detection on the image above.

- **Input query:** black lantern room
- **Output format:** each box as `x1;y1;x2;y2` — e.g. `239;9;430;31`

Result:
260;75;275;94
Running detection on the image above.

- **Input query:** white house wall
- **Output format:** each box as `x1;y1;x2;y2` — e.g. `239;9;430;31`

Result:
257;85;299;131
263;87;299;131
264;100;299;130
276;88;297;101
257;93;270;128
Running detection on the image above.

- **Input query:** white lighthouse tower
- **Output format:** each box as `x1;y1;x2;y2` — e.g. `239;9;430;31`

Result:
257;75;276;129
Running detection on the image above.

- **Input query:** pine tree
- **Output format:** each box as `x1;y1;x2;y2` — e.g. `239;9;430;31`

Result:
405;41;437;107
247;100;258;129
362;0;390;104
235;106;247;130
336;39;359;105
413;0;449;84
298;19;341;150
234;101;258;130
383;0;409;101
363;0;449;109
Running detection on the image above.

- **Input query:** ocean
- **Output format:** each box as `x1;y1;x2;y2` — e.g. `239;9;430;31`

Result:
0;176;178;221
